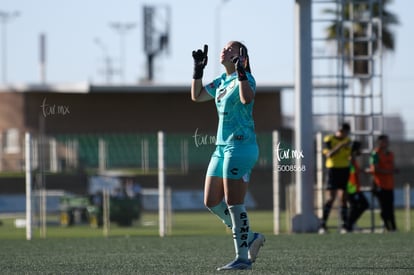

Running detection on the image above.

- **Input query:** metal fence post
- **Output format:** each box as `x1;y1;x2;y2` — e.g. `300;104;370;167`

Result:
405;183;411;232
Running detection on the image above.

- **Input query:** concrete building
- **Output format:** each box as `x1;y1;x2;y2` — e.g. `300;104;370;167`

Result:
0;83;287;171
0;83;292;210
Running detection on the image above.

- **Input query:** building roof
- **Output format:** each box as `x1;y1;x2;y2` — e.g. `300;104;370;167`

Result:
0;82;294;94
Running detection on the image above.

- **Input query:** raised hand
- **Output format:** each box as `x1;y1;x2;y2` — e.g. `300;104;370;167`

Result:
233;47;247;81
192;44;208;79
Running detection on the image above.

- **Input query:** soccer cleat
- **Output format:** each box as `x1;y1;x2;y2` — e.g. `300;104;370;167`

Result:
217;258;252;271
340;227;348;234
248;232;265;262
318;222;327;234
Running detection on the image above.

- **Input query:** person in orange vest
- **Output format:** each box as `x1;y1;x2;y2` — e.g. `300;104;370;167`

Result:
345;141;369;232
369;135;399;232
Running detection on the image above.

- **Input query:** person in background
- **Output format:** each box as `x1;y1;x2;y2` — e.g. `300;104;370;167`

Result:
319;123;352;234
345;141;369;232
370;134;399;232
190;41;265;271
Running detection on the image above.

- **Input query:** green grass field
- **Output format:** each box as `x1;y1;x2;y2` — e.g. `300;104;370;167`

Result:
1;211;413;274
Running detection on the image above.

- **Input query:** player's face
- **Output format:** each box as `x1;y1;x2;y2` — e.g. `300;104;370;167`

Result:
338;129;349;138
380;138;389;149
220;42;239;65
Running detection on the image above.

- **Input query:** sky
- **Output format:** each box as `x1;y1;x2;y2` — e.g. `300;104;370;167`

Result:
2;0;414;138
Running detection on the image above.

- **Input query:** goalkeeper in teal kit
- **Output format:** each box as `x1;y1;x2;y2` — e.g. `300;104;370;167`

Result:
191;41;265;271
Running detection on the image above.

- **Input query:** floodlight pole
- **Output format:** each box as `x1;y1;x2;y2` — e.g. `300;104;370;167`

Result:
292;0;319;233
0;10;20;84
94;37;114;84
39;33;47;84
110;22;136;84
214;0;230;76
143;5;171;82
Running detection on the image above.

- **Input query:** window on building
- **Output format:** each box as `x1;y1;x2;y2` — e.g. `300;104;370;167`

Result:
4;128;20;154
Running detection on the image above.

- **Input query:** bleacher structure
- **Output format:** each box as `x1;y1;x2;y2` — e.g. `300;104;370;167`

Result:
30;132;274;174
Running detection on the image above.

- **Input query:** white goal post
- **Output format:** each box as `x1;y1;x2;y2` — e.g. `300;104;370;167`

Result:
158;131;166;237
25;132;32;240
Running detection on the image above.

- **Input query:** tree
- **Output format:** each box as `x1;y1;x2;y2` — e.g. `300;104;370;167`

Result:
325;0;399;79
323;0;399;131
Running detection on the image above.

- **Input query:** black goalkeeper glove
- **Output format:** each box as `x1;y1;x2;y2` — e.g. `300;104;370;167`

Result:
192;44;208;79
231;46;248;81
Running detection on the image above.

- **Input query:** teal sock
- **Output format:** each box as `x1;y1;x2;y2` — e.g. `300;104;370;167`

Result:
208;201;232;228
228;204;250;261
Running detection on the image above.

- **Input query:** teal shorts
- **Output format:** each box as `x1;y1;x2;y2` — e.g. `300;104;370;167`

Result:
206;144;259;182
